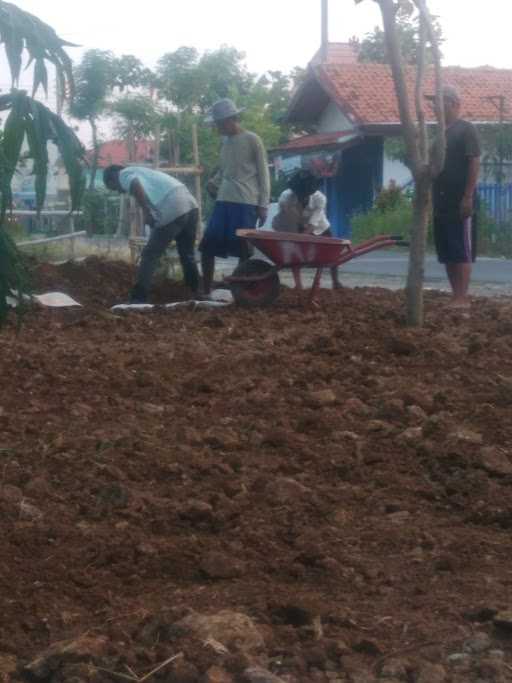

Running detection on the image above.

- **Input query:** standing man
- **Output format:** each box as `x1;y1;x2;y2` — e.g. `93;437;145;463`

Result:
103;165;200;303
200;98;271;296
432;85;481;308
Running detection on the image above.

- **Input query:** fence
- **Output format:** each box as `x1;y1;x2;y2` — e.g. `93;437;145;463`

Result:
13;210;84;260
477;183;512;224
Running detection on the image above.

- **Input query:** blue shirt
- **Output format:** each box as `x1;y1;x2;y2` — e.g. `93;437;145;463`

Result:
119;166;197;227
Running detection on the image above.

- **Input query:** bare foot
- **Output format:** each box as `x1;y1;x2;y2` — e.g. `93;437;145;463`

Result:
446;298;471;310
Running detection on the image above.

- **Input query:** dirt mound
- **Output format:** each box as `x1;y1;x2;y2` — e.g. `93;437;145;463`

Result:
1;258;512;681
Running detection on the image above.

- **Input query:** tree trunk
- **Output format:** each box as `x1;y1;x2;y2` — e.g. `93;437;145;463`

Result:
89;116;99;191
406;171;431;326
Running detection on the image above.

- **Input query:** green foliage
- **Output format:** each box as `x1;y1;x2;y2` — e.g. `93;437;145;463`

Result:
351;0;443;66
351;195;413;243
69;50;115;121
0;91;85;214
0;0;75;97
0;227;30;324
0;1;84;326
112;95;162;140
81;188;119;235
156;45;252;113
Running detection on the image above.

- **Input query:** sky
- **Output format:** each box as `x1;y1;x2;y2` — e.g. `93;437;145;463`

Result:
4;0;512;143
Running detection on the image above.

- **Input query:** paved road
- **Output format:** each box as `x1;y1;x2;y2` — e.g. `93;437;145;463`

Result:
216;250;512;297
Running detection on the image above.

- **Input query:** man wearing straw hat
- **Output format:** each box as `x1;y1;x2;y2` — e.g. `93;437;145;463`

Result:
200;98;271;296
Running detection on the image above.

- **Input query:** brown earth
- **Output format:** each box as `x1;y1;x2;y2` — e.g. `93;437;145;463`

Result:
1;256;512;682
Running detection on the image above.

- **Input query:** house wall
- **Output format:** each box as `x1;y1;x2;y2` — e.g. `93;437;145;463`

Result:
326;137;384;237
383;156;412;187
317;102;355;134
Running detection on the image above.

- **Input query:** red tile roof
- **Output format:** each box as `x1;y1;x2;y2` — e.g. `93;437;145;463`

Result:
272;130;359;153
309;63;512;126
86;139;155;168
310;42;359;67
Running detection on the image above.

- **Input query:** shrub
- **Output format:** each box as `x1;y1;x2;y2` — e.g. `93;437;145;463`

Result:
80;189;120;236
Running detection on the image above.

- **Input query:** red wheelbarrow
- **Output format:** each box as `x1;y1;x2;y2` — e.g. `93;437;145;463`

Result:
224;229;408;306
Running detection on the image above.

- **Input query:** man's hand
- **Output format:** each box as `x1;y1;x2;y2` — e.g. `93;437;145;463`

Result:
206;180;218;200
143;210;155;228
460;194;474;219
257;206;268;227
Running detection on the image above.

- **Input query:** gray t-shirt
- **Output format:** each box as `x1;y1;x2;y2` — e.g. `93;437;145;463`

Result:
213;130;270;207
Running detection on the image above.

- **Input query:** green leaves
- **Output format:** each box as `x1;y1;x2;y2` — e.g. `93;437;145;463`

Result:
0;91;85;216
0;0;75;97
0;227;30;326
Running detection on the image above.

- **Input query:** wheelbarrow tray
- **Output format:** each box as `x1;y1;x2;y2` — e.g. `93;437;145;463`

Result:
237;229;351;268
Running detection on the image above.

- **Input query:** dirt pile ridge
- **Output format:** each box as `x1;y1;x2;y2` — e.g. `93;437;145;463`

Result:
1;258;512;682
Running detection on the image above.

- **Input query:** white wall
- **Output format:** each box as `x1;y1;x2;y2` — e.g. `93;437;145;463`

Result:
317;102;355;134
383;156;412;187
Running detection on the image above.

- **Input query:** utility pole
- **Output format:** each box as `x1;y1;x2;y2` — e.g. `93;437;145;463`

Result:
321;0;329;63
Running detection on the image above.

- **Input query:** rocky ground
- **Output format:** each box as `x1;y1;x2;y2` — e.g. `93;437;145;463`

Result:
1;257;512;682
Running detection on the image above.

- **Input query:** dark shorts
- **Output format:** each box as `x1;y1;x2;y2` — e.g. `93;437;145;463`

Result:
433;208;478;264
199;201;258;258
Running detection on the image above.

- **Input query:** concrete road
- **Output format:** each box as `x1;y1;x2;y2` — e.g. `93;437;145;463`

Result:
215;250;512;297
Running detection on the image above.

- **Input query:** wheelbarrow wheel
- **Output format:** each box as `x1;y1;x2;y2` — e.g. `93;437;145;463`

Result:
230;259;280;307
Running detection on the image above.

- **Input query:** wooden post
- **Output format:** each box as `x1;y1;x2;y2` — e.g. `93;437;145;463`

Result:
69;213;75;260
192;123;203;236
154;123;161;169
321;0;329;63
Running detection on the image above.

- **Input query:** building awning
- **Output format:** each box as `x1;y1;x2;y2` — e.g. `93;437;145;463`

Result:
271;130;360;155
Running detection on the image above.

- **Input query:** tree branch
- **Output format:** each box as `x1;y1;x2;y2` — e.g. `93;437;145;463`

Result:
377;0;421;174
415;12;428;165
413;0;445;176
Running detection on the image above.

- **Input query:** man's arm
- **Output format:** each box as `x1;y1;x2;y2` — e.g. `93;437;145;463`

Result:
253;135;271;227
461;124;481;219
130;178;155;227
460;156;480;218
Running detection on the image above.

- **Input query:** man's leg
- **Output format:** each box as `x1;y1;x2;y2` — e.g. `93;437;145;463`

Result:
331;266;342;289
446;262;472;305
175;210;200;295
132;224;173;302
201;252;215;296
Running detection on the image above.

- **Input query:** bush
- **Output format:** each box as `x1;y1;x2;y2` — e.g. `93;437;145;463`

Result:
80;189;120;236
351;190;414;243
477;205;512;257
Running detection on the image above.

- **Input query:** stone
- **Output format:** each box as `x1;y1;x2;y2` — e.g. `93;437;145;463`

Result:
448;428;483;445
366;420;393;435
407;405;428;423
177;500;214;522
0;655;17;679
175;610;264;654
19;499;43;521
23;635;108;679
205;666;235;683
243;667;287;683
0;484;23;503
265;477;311;504
447;653;471;666
417;663;446;683
200;552;245;580
480;447;512;476
379;658;407;679
343;398;370;416
309;389;337;408
493;610;512;630
396;427;423;445
463;631;492;654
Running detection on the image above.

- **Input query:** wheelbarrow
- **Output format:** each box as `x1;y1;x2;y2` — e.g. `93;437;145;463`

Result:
224;229;408;306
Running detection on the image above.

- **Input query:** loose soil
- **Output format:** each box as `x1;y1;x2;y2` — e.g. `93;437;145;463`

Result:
1;256;512;682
